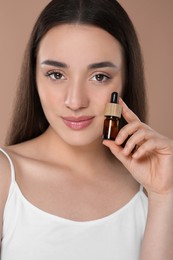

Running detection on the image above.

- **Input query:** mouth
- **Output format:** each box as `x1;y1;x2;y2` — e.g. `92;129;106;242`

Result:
61;116;95;130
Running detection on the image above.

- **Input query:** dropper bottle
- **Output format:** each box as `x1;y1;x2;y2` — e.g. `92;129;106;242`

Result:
102;92;122;140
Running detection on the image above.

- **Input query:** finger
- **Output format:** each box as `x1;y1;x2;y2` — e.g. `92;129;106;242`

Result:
132;135;173;159
103;140;131;168
122;128;153;156
132;138;156;159
115;121;146;145
119;98;140;123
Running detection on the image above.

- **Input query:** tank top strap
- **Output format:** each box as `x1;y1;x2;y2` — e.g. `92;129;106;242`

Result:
0;147;15;183
139;184;143;192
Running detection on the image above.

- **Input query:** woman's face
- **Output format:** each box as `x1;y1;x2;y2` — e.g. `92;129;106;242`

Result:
36;24;124;146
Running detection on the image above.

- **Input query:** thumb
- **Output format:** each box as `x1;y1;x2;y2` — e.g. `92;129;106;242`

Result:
103;140;131;168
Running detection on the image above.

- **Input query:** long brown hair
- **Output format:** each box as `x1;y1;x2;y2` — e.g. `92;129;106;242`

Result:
6;0;147;145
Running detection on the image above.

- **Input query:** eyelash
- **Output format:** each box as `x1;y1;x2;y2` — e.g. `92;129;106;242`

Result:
45;71;64;81
91;73;111;83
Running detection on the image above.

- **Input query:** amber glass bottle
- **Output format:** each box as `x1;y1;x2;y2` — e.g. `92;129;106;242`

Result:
102;92;122;140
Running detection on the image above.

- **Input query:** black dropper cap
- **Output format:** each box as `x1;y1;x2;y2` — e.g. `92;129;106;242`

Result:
110;92;118;103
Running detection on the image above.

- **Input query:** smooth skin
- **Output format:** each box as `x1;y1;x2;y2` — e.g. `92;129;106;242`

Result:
0;24;173;259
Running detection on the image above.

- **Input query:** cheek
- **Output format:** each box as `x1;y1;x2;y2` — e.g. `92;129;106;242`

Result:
37;81;60;112
36;72;57;110
37;85;59;114
38;90;50;108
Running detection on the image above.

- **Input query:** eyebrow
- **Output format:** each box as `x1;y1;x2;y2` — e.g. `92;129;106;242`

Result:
88;61;117;69
41;60;68;68
41;60;117;69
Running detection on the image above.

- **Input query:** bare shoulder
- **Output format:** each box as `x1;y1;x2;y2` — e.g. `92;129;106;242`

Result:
4;136;45;162
3;137;51;184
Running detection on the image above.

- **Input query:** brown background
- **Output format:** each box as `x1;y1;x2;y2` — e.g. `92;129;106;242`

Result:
0;0;173;146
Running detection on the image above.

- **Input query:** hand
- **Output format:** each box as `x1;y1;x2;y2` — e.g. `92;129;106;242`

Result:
103;98;173;196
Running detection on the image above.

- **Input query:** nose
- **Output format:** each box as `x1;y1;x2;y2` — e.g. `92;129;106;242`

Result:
64;81;89;111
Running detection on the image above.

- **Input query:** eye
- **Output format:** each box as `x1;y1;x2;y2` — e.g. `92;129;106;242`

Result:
91;73;111;83
46;71;65;81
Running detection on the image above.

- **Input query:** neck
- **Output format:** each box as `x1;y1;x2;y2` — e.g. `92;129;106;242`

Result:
39;127;116;177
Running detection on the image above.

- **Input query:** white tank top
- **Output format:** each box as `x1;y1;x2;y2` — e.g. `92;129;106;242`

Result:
0;148;148;260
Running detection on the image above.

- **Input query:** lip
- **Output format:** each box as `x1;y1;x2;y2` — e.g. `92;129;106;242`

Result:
61;116;94;130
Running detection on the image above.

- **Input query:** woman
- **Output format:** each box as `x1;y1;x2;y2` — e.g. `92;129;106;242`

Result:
0;0;173;259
